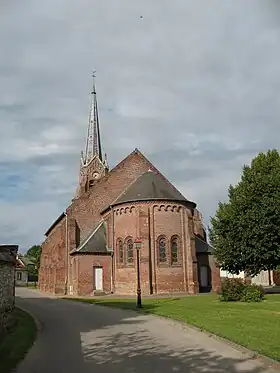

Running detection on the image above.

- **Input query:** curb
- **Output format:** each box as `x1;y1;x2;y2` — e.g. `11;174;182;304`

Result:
17;306;43;333
11;308;43;373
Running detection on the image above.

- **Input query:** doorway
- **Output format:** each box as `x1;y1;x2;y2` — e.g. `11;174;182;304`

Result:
200;266;209;287
199;264;211;292
94;266;103;291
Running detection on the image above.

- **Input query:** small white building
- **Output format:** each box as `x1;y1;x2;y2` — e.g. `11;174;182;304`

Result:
220;269;274;286
15;255;31;286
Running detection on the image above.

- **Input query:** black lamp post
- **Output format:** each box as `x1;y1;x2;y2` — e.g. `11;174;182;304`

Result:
134;239;142;308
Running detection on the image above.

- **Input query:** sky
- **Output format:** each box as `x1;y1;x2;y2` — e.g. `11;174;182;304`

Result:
0;0;280;251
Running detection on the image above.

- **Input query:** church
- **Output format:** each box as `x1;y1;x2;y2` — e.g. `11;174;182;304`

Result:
38;76;220;296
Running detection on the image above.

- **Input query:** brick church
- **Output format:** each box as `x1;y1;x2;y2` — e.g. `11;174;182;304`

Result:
38;76;220;296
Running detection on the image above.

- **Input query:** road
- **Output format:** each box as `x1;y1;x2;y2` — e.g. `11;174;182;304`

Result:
16;288;277;373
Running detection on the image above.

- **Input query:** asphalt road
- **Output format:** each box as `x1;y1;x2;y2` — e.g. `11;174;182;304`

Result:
15;288;277;373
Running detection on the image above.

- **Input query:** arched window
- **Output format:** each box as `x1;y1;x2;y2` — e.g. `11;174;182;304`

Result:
158;236;167;262
117;238;124;264
89;180;94;188
171;235;179;264
126;238;134;264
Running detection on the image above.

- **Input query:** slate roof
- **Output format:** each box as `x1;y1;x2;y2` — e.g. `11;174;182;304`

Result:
71;221;108;254
195;236;213;254
17;255;34;268
0;245;18;264
108;171;196;209
71;223;212;255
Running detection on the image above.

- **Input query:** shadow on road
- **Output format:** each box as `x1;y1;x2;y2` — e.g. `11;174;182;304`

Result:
15;290;276;373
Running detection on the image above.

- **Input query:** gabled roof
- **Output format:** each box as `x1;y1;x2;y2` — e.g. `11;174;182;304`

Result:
107;171;196;209
45;212;66;236
195;236;213;253
70;221;109;254
17;255;34;267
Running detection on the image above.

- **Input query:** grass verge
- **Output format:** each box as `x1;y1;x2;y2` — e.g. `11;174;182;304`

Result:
64;294;280;361
0;307;37;373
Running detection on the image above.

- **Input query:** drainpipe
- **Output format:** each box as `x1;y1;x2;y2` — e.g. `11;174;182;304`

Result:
64;212;68;295
148;206;153;294
181;207;187;292
110;206;114;293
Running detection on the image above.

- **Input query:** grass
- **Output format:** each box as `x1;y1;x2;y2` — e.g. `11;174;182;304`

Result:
0;307;37;373
64;294;280;361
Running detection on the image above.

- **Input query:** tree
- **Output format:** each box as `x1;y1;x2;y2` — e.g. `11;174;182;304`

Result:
25;245;42;276
209;149;280;277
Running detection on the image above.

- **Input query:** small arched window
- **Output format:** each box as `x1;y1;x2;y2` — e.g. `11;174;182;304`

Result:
117;238;124;264
158;236;167;262
126;238;134;264
171;235;179;264
89;180;94;188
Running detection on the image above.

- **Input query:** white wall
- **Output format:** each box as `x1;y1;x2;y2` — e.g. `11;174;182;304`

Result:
220;269;273;286
251;271;271;286
220;270;245;279
15;270;28;286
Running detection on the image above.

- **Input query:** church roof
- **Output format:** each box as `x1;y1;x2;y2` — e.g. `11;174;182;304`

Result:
45;212;66;236
70;221;109;255
195;236;213;253
107;171;195;208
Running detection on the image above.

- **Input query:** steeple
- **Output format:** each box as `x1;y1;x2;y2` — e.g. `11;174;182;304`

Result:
81;71;102;166
76;72;108;198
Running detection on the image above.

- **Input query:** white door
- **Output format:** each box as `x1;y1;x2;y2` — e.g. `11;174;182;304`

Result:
95;267;103;291
200;266;209;288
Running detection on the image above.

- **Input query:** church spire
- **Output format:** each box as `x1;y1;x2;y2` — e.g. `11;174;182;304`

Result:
82;71;102;166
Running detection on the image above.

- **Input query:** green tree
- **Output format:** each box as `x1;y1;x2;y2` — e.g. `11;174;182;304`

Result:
209;149;280;277
25;245;42;276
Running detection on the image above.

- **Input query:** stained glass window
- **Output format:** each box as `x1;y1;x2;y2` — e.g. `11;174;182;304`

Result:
127;238;134;263
158;236;167;262
117;239;123;263
171;236;178;264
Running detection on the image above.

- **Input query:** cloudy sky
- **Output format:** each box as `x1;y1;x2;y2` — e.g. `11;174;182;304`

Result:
1;1;279;251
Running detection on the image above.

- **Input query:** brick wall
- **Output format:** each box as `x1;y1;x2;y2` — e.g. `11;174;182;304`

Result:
113;201;198;295
0;245;18;338
39;217;67;294
73;254;112;295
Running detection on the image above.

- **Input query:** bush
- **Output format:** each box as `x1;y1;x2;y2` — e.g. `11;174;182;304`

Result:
242;284;265;303
219;278;265;303
219;278;245;302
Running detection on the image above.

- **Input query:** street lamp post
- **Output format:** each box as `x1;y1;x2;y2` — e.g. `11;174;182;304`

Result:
134;239;142;308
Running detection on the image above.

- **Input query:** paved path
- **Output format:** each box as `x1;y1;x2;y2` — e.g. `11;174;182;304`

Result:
16;288;277;373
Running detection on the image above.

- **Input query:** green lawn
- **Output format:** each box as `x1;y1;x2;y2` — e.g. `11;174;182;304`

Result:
64;294;280;361
0;308;37;373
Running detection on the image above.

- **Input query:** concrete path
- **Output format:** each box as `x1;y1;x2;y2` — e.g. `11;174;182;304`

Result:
15;288;278;373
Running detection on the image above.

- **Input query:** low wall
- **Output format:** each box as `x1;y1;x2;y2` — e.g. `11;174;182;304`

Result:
0;245;18;338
